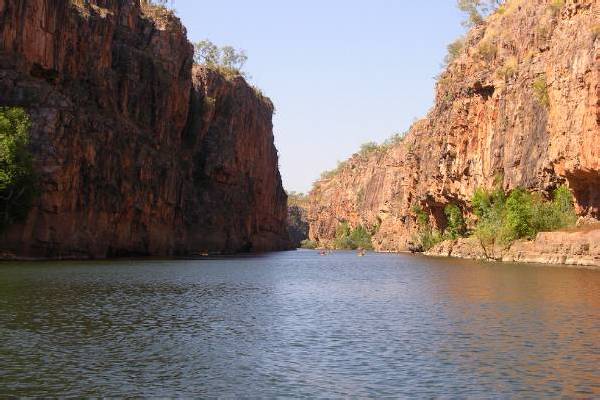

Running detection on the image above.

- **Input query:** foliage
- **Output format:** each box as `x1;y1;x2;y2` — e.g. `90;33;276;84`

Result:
412;205;430;227
139;0;175;16
287;191;309;208
411;205;443;251
0;107;37;232
317;132;407;181
320;160;348;180
193;40;248;78
444;204;467;239
471;185;577;257
533;75;549;108
496;57;518;81
476;40;498;62
300;239;318;249
359;142;379;157
382;131;407;148
457;0;505;27
333;221;374;250
504;188;536;241
445;37;465;66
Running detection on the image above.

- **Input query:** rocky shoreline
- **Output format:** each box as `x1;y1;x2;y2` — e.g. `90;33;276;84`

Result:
425;227;600;269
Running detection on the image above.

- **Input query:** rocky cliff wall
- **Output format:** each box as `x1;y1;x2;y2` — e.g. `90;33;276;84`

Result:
308;0;599;251
0;0;290;258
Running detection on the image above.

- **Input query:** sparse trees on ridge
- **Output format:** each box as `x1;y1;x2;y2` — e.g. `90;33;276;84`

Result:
457;0;506;27
193;40;249;78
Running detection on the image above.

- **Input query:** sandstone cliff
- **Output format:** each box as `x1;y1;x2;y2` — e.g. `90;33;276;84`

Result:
308;0;599;254
0;0;290;258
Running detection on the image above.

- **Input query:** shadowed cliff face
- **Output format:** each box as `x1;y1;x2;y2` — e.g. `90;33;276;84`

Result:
308;0;599;251
0;0;290;258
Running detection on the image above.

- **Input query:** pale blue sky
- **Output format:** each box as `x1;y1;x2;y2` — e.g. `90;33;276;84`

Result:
176;1;464;193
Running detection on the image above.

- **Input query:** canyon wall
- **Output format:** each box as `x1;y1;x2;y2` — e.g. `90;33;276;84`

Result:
0;0;290;258
308;0;599;251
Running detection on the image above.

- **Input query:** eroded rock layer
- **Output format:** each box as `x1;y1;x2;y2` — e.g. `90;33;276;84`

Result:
0;0;290;258
308;0;599;252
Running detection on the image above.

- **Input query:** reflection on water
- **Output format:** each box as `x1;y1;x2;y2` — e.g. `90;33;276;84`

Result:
0;251;598;397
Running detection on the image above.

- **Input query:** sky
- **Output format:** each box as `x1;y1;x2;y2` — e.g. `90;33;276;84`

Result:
175;1;465;193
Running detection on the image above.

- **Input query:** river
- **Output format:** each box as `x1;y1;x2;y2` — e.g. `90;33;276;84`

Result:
1;250;598;397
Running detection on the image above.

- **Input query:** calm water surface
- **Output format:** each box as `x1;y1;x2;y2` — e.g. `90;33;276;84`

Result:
0;251;599;397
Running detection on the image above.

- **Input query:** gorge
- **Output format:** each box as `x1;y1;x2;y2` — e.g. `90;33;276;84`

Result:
307;0;599;267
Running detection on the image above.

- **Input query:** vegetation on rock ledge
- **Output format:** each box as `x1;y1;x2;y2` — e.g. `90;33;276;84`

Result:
0;108;36;232
472;185;576;258
193;40;249;79
333;222;375;250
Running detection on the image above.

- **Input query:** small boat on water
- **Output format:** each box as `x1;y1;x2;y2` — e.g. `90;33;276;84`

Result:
357;249;367;257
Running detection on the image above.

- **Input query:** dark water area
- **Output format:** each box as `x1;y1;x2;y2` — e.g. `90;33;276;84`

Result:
0;251;598;397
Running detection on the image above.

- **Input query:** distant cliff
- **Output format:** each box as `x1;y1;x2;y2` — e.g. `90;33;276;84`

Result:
308;0;599;252
0;0;290;258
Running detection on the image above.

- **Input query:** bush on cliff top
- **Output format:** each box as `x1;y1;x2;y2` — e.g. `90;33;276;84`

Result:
140;0;176;19
458;0;506;28
193;40;248;79
0;107;37;232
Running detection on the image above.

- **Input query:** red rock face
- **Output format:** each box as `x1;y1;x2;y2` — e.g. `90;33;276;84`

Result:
0;0;290;258
308;0;599;251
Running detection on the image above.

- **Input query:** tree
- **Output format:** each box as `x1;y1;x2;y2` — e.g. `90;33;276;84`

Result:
220;46;248;72
445;37;465;66
444;204;467;239
193;40;220;66
193;40;248;77
457;0;505;27
0;107;37;231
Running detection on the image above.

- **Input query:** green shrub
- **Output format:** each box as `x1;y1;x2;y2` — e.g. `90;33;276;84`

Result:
504;188;536;241
533;186;577;232
457;0;506;27
457;0;485;27
0;107;37;232
445;37;465;66
139;0;176;18
444;204;467;239
477;40;498;62
412;205;429;227
320;160;347;180
496;57;518;81
381;132;406;148
420;229;444;251
300;239;318;249
533;75;550;108
349;225;374;250
359;142;379;157
333;221;374;250
411;205;443;251
471;185;576;256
